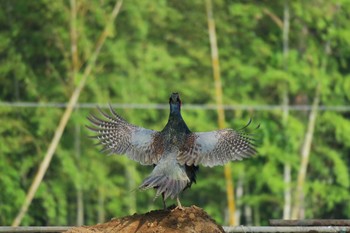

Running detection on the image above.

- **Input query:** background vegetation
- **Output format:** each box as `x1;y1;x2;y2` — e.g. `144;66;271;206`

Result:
1;0;349;226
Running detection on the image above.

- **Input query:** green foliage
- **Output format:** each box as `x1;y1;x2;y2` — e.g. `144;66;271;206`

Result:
1;0;350;227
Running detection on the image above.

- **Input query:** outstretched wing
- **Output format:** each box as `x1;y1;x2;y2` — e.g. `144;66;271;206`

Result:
177;123;257;167
87;106;163;165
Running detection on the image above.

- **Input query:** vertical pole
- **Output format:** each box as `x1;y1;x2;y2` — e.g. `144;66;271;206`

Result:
291;41;329;219
97;187;105;223
70;0;79;79
291;83;320;219
125;161;137;214
75;124;84;226
205;0;235;226
282;0;291;220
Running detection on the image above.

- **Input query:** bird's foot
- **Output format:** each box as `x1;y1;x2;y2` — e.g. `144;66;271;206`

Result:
174;205;185;211
174;197;185;211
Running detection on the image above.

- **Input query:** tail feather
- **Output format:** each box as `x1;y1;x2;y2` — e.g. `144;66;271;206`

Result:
155;180;168;199
139;175;188;200
139;176;162;190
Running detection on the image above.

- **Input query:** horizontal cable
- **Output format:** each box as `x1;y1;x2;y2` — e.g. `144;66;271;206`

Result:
0;102;350;112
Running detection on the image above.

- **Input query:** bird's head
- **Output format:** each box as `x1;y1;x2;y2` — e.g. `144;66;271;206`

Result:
169;92;181;114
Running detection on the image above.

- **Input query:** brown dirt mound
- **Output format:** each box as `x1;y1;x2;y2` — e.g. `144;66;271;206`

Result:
65;205;224;233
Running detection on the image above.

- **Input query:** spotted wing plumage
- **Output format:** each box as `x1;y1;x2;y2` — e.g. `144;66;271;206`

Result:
87;106;163;165
177;126;257;167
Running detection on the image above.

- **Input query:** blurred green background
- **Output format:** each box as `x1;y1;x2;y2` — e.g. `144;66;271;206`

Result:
1;0;350;227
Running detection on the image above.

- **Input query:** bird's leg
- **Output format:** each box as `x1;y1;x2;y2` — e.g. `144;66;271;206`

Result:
162;193;167;210
175;196;185;210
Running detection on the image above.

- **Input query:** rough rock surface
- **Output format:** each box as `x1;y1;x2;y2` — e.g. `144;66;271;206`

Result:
65;205;224;233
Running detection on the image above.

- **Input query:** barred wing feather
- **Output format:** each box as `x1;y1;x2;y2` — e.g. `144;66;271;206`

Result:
177;128;256;167
87;106;163;165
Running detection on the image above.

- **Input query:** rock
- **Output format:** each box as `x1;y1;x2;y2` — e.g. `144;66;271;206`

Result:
65;205;224;233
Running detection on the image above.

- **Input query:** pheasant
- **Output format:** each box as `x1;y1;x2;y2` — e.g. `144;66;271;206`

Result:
87;93;257;209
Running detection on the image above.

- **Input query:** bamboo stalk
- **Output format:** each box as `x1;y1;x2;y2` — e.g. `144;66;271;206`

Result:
97;187;106;223
205;0;235;226
282;0;291;220
70;0;79;78
125;161;137;214
263;8;283;30
291;84;320;219
75;124;84;226
235;175;244;225
11;0;123;226
70;0;84;226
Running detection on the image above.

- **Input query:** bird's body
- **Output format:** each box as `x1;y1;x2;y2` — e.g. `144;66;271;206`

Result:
138;101;199;207
87;93;257;209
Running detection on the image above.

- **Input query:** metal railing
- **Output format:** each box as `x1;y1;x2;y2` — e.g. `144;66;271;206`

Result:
1;226;350;233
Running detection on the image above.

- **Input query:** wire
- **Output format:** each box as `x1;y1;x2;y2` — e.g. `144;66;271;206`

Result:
1;101;350;112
